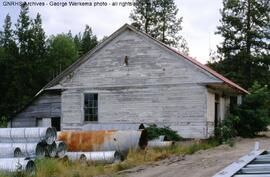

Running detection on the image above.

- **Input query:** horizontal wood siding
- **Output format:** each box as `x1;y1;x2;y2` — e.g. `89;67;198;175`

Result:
57;29;217;138
59;30;219;88
61;84;207;138
11;93;61;127
13;29;219;138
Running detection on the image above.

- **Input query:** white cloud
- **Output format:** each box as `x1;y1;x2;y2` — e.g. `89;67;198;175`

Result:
0;0;224;64
176;0;223;63
28;0;133;37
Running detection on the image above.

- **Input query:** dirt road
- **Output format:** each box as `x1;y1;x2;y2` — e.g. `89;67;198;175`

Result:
120;137;270;177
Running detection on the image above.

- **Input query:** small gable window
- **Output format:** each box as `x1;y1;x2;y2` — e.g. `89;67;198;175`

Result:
84;93;98;121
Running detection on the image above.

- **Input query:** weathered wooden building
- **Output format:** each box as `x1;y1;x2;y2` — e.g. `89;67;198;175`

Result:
10;24;248;138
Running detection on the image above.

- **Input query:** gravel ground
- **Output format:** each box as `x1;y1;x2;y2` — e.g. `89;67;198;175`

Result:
118;136;270;177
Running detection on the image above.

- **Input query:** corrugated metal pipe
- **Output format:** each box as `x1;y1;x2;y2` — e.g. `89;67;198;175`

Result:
81;151;122;164
45;141;57;157
147;141;175;148
0;144;21;158
0;142;45;158
147;135;174;148
0;127;56;145
64;151;121;164
58;130;148;157
82;123;145;131
55;141;67;158
64;152;84;162
0;158;35;174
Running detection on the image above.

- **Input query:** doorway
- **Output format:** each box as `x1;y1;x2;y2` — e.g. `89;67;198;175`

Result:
214;94;220;128
51;117;61;131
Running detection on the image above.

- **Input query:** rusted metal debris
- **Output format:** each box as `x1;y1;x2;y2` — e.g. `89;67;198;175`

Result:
58;130;148;156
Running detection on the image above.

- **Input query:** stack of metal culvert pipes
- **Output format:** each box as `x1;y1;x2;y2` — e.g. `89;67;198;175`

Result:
58;129;148;164
147;135;175;148
0;127;67;174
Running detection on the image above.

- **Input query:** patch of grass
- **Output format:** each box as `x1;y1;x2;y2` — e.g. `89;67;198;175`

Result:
0;172;28;177
35;158;64;177
0;139;220;177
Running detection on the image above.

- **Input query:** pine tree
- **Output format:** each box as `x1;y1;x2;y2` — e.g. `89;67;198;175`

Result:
2;14;13;48
67;30;73;39
154;0;182;46
209;0;270;88
1;14;18;55
73;33;81;53
15;3;31;57
0;14;19;116
80;25;98;55
30;13;48;88
13;2;34;109
130;0;156;34
130;0;189;54
30;13;46;60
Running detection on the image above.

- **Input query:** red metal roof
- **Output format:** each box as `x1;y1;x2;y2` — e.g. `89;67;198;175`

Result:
171;48;249;94
132;25;249;94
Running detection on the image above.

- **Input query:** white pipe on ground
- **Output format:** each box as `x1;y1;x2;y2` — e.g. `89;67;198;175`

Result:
55;141;67;158
45;141;57;157
0;158;36;174
81;151;122;164
0;142;45;158
0;127;56;145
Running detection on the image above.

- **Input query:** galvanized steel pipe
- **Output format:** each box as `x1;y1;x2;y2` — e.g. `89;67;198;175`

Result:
147;141;174;148
0;144;22;158
0;142;45;158
58;130;148;156
13;142;45;157
45;141;57;157
81;151;122;164
55;141;67;158
0;158;35;174
0;127;56;144
64;152;85;162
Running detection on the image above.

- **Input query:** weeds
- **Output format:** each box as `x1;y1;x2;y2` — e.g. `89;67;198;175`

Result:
0;139;220;177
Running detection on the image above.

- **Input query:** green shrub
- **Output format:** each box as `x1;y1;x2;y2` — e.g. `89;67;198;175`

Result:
0;116;7;127
145;124;182;141
216;83;270;139
232;83;270;137
215;114;238;144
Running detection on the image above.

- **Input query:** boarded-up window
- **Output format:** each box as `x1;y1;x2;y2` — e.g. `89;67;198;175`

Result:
84;93;98;121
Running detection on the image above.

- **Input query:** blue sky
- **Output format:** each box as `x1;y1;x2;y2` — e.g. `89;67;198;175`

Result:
0;0;223;64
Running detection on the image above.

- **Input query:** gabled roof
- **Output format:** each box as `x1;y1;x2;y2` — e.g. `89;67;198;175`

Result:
39;23;248;95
